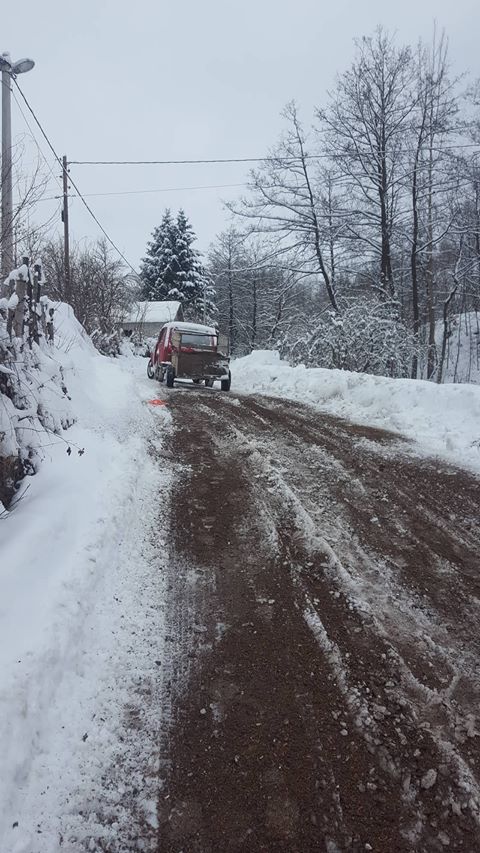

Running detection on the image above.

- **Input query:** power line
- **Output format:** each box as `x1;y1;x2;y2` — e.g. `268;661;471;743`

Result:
70;157;318;166
70;143;480;167
12;79;138;276
39;181;248;202
11;88;64;195
35;173;480;217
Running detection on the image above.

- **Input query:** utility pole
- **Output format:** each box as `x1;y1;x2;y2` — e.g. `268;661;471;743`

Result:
62;155;71;303
0;53;35;287
1;55;13;283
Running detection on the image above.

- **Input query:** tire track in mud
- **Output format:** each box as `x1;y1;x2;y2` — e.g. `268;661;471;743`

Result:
157;388;480;852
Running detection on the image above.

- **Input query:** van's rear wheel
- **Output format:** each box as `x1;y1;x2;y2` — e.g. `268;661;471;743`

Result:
147;358;154;379
221;371;231;392
166;366;175;388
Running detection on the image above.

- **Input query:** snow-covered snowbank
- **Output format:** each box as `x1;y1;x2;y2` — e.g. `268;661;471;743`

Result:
0;307;170;851
233;350;480;474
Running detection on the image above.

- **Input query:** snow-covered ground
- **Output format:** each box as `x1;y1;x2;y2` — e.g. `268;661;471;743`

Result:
0;308;170;852
233;350;480;474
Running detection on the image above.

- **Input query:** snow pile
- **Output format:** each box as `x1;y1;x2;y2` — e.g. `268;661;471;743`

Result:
53;301;97;354
0;308;171;850
233;350;480;473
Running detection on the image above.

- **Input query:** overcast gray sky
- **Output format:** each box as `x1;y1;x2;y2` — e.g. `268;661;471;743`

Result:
3;0;479;270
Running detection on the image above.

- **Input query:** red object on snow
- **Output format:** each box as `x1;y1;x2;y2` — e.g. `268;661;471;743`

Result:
147;399;167;407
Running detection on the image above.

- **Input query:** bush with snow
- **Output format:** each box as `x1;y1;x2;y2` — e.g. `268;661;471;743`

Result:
0;278;73;511
281;297;415;378
90;328;123;357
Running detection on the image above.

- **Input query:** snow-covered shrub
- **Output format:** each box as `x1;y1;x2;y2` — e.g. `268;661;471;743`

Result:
281;297;415;378
119;332;155;359
0;268;73;511
90;329;123;357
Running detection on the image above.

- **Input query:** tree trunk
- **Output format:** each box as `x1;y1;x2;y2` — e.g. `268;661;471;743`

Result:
426;137;436;379
410;158;420;378
227;253;235;353
437;244;462;384
475;180;480;293
251;275;257;352
378;137;395;298
327;176;336;293
294;113;338;312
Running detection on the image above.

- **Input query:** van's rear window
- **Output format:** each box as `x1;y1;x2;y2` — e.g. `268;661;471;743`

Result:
180;334;214;348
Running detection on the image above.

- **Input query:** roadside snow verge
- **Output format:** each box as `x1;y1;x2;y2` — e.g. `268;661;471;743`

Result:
233;350;480;474
0;308;171;851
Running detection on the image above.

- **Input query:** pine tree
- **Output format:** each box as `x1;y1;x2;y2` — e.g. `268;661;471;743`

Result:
140;209;217;322
140;210;178;301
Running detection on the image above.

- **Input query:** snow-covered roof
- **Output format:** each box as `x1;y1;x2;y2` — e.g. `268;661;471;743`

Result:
165;321;217;335
123;301;181;325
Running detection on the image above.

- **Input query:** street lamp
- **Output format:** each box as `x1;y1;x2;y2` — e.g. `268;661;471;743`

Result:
1;52;35;282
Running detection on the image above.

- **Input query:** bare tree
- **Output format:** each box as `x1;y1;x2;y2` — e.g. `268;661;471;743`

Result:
404;32;460;376
437;238;463;384
41;237;137;337
209;230;302;353
317;28;416;298
1;143;54;295
209;227;248;352
229;102;339;311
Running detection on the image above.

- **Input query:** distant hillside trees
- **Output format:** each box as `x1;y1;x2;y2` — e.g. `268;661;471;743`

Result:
140;209;216;323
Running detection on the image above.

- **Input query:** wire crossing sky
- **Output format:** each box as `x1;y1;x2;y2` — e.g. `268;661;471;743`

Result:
3;0;479;266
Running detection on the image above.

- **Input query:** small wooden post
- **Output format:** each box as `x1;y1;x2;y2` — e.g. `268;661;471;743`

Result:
12;277;27;338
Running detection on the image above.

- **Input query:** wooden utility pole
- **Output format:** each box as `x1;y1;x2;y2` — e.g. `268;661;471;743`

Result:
62;155;71;304
1;60;13;285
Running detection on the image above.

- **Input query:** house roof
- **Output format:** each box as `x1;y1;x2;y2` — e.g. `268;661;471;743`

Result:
123;300;181;325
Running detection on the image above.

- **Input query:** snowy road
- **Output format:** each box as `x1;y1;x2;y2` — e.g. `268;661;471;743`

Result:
2;353;480;853
157;387;480;853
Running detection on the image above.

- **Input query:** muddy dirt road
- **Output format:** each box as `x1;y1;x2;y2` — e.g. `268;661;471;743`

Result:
158;388;480;853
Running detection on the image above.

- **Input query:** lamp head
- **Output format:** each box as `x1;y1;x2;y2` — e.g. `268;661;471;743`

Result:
12;58;35;75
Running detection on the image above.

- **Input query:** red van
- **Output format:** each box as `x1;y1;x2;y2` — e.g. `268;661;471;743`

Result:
147;321;231;390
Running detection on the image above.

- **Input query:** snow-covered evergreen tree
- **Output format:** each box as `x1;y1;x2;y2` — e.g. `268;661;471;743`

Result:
140;209;216;323
140;210;177;302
